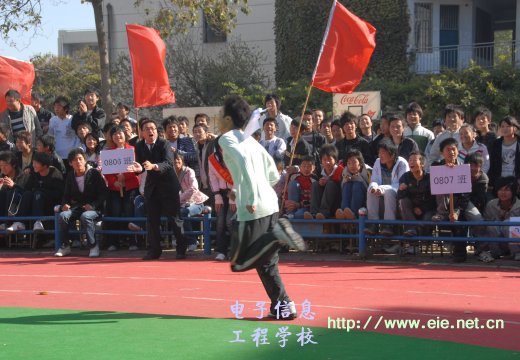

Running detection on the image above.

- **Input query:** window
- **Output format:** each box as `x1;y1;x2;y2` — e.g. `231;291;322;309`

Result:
414;3;432;53
203;15;227;43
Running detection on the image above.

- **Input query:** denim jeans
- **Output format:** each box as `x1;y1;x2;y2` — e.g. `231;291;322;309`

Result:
341;181;367;216
58;208;100;249
287;180;310;218
180;203;205;246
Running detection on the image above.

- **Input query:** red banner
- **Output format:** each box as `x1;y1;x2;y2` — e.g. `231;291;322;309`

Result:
0;56;34;111
126;24;175;108
311;1;376;94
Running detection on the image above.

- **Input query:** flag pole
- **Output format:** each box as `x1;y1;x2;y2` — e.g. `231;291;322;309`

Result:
280;83;313;212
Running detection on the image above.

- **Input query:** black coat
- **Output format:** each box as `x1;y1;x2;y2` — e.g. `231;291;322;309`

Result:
61;166;107;212
71;106;106;137
488;137;520;189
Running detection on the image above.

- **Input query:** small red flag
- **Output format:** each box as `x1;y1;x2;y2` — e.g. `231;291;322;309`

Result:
126;24;175;108
311;1;376;94
0;56;34;111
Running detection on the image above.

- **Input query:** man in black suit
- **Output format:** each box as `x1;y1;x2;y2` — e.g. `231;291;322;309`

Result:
127;118;186;260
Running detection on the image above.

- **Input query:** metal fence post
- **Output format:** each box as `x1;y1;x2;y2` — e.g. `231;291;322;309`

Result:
203;212;212;255
358;208;367;259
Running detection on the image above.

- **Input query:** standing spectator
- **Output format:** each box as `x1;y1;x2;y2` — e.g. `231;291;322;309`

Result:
0;89;42;145
365;139;409;236
193;123;215;202
472;107;496;151
284;119;312;167
116;102;136;125
371;113;391;158
336;111;374;166
162;116;197;169
428;104;465;166
488;116;520;190
120;118;138;146
330;119;345;145
48;96;81;161
403;102;434;153
104;126;140;251
312;109;325;132
55;148;107;257
260;118;286;159
127;118;186;260
388;113;419;160
398;152;436;236
260;94;292;142
75;122;92;149
31;92;53;134
320;119;334;144
177;116;192;139
301;110;326;171
358;114;376;142
336;150;371;220
36;135;67;175
71;89;106;137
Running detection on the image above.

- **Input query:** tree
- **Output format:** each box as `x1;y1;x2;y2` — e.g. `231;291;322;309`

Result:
0;1;42;45
31;47;101;109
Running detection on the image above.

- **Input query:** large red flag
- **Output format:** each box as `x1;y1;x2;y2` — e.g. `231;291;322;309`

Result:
311;1;376;94
0;56;34;112
126;24;175;108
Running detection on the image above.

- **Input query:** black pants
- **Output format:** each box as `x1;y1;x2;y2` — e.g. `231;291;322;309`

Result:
145;190;186;256
230;212;290;312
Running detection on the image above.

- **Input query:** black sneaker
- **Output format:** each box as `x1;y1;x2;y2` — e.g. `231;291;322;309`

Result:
267;301;297;320
274;218;307;251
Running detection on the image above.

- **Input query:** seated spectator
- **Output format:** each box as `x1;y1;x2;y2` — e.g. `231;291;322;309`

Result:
103;126;140;251
55;148;108;258
75;122;92;150
100;122;116;150
398;152;436;236
14;131;34;174
36;135;66;175
457;124;490;174
403;102;434;153
0;151;25;230
174;152;209;251
358;114;376;142
331;119;345;145
336;150;371;220
483;176;520;261
208;138;236;260
431;137;473;262
488;115;520;191
306;144;344;219
365;139;409;236
388;113;419;161
336;111;374;166
472;106;496;151
8;152;64;233
285;155;316;219
120;118;138;146
424;119;445;172
84;132;101;170
284;119;312;167
260;117;286;159
272;156;287;201
0;123;14;151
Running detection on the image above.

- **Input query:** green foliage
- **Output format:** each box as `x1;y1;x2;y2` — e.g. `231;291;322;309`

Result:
0;0;42;44
31;48;101;110
275;0;410;86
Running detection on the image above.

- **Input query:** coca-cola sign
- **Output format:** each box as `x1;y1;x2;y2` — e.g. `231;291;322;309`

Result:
333;91;381;119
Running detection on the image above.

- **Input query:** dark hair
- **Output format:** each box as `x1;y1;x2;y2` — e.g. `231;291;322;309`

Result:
273;155;284;167
75;122;92;134
377;138;398;158
0;123;9;136
162;116;179;130
405;102;423;117
84;132;100;155
345;149;366;168
290;119;308;131
139;118;157;131
116;102;130;112
31;92;43;102
439;137;459;152
38;134;56;152
408;151;425;166
32;151;52;167
499;115;520;131
431;118;444;128
301;155;316;164
264;93;280;109
5;89;21;100
178;116;189;125
110;125;128;142
172;151;184;163
320;118;332;128
443;104;465;120
263;117;278;128
84;88;100;97
331;119;342;128
103;122;115;133
223;95;251;129
193;123;209;133
472;106;492;123
339;111;357;127
303;109;313;116
465;152;484;167
15;130;32;145
213;135;226;166
194;113;210;124
0;150;17;168
387;113;404;125
319;144;338;161
53;96;70;113
67;147;86;162
495;176;518;196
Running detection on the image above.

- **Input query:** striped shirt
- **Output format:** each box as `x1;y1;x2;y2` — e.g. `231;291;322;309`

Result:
9;110;25;134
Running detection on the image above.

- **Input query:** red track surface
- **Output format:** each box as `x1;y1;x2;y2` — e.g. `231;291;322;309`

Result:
0;254;518;350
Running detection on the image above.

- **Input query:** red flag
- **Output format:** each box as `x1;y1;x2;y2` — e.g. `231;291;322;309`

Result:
311;1;376;93
0;56;35;111
126;24;175;108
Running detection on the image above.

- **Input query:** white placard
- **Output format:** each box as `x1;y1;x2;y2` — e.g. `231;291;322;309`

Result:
509;217;520;238
100;148;135;175
332;91;381;119
430;164;472;195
